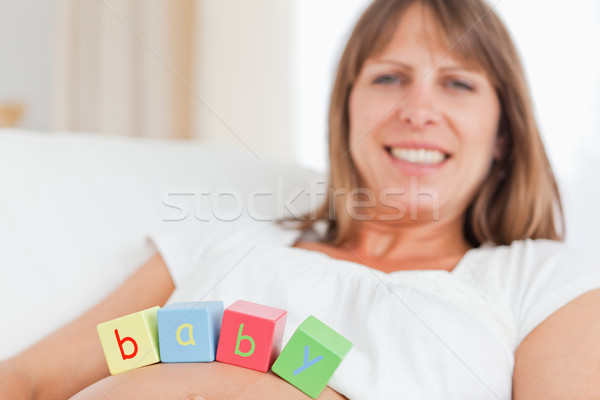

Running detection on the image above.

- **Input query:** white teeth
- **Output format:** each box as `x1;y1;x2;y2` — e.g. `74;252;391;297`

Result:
389;147;446;165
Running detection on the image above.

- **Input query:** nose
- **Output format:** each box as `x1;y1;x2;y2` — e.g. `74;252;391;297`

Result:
397;81;440;129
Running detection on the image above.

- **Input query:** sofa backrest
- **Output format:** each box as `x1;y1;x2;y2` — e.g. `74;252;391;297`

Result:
0;129;322;359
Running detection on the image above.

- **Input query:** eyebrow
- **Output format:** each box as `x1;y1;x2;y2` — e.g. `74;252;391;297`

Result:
367;59;473;73
367;59;413;70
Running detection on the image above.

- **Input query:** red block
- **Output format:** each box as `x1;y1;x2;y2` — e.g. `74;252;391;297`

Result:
216;300;287;372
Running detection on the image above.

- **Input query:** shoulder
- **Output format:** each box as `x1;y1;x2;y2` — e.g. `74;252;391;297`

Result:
208;218;304;252
149;218;302;287
465;238;595;285
462;239;600;347
465;240;600;397
467;238;578;264
493;238;598;291
155;217;302;254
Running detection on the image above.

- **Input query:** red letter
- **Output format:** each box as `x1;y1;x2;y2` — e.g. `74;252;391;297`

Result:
115;329;138;360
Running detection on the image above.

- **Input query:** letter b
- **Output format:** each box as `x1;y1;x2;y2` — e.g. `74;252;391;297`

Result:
234;323;255;357
216;300;287;372
97;307;161;375
115;329;138;360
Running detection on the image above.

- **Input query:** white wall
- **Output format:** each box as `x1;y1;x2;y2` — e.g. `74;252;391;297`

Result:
493;0;600;247
0;0;53;129
494;0;600;178
192;0;295;162
291;0;372;172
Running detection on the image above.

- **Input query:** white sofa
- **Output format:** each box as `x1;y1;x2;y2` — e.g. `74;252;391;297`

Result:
0;129;320;360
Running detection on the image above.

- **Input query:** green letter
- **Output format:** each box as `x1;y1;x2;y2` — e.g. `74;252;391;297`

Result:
234;323;255;357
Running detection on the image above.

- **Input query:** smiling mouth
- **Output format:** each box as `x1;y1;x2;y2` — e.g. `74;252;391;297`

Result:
385;147;450;165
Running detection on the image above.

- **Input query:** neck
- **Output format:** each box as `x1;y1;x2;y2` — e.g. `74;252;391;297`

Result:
342;217;471;267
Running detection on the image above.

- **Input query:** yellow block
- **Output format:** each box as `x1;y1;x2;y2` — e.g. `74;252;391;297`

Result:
97;306;161;375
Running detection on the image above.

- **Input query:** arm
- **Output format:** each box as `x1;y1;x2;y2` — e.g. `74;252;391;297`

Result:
0;253;175;400
513;288;600;399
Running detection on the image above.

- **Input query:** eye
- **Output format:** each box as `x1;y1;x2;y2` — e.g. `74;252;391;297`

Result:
373;74;403;85
445;79;474;91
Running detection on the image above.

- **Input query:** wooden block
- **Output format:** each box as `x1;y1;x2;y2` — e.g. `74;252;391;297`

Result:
97;306;161;375
216;300;287;372
157;301;224;362
271;315;352;399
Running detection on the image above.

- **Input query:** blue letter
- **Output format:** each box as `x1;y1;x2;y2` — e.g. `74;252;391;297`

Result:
293;345;323;375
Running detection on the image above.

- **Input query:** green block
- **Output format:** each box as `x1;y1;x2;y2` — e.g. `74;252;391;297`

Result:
271;316;352;399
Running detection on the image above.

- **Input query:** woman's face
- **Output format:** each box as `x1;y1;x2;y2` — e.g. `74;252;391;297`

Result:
348;3;501;223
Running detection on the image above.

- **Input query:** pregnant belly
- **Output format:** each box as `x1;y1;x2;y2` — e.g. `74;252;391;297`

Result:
70;362;346;400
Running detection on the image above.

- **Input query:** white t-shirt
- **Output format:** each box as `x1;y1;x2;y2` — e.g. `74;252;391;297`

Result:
149;218;600;400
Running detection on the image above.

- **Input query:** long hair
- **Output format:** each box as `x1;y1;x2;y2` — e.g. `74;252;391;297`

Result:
299;0;564;247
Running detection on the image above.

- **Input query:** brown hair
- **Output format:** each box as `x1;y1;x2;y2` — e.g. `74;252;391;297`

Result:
300;0;564;247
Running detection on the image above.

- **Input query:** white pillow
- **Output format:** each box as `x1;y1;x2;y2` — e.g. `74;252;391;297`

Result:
0;129;321;359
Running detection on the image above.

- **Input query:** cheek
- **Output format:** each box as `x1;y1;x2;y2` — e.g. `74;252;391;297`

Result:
464;119;497;151
456;97;500;159
347;91;368;182
348;87;393;147
348;88;387;187
348;90;373;148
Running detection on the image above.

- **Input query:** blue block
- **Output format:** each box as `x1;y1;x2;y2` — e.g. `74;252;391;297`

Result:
157;301;224;362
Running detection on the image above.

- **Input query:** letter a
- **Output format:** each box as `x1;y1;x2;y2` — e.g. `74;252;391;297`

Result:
234;323;255;357
176;323;196;346
115;329;138;360
293;345;323;376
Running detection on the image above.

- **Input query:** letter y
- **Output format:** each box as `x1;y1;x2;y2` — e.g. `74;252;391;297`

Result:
293;345;323;376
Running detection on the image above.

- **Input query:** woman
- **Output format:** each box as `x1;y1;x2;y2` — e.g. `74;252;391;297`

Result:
2;0;600;398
